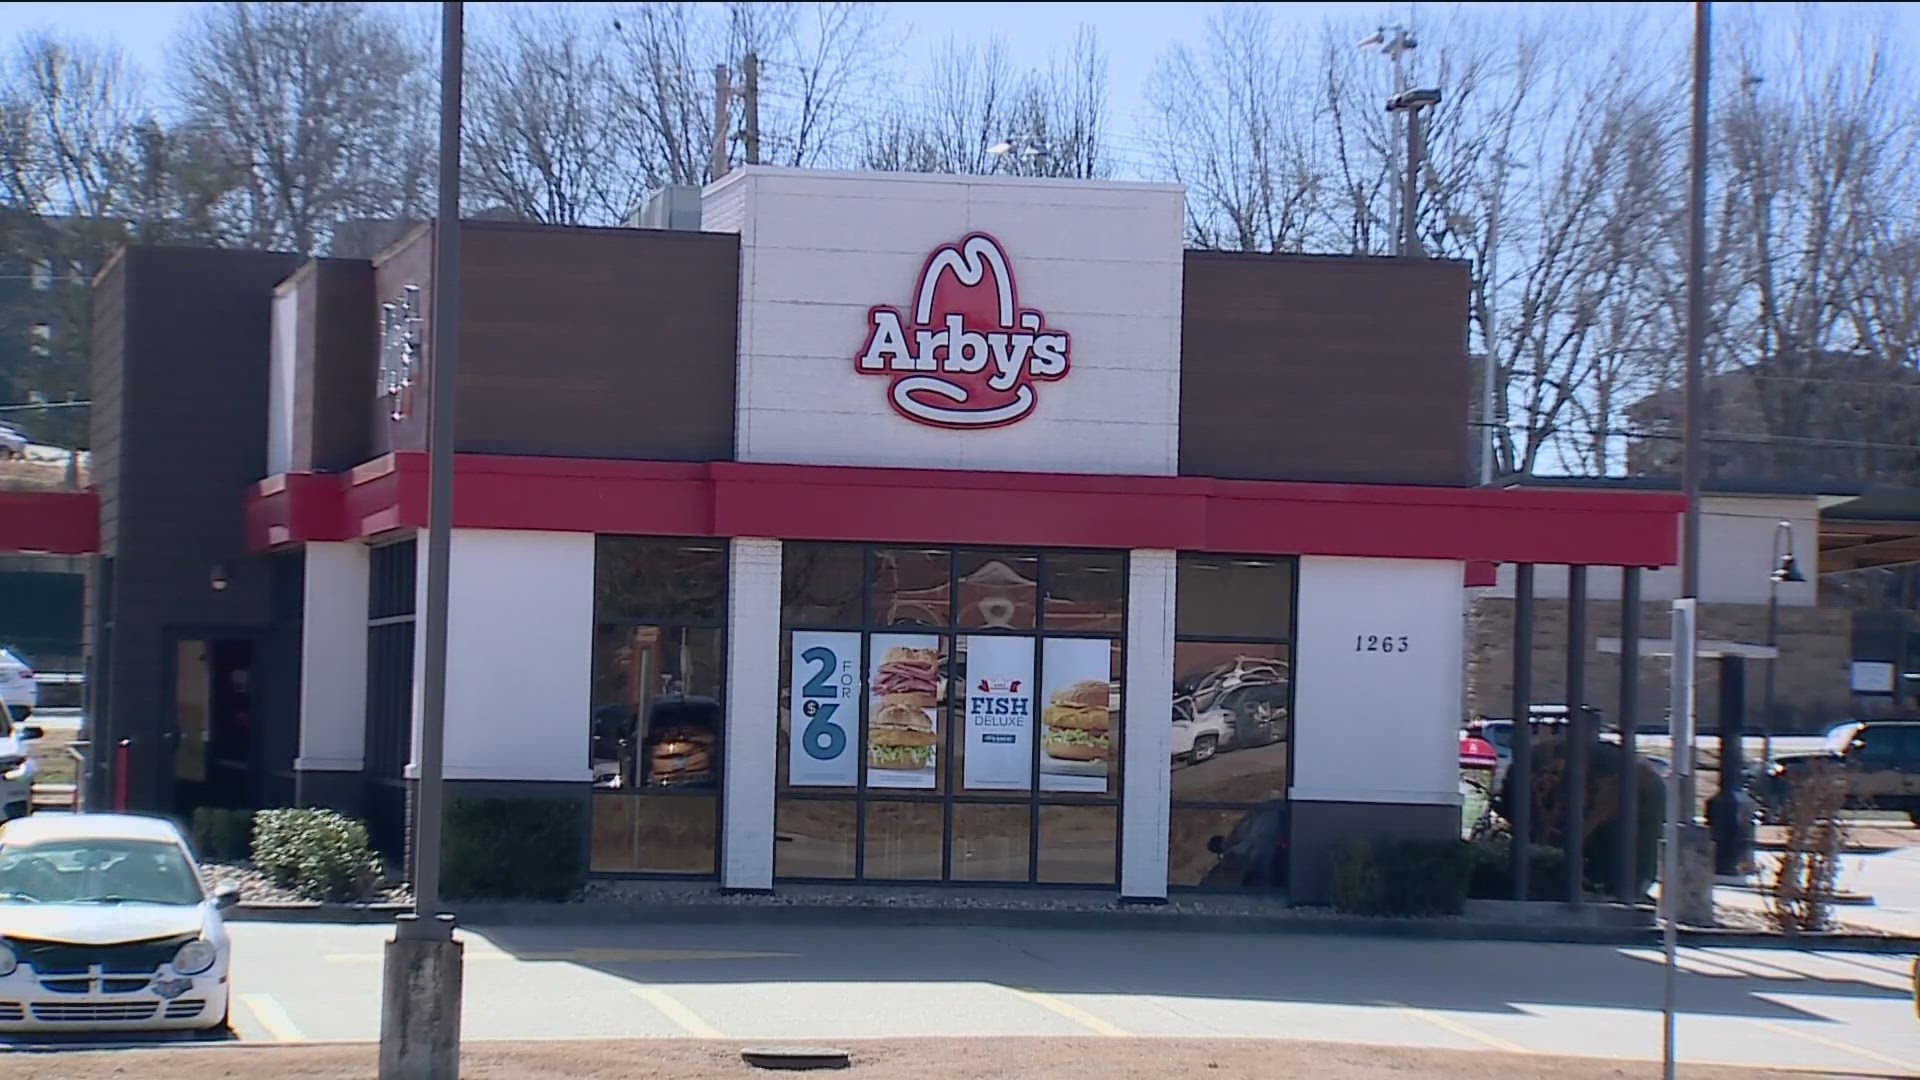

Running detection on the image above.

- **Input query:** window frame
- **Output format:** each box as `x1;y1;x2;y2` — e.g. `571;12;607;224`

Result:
1169;552;1301;893
776;544;1128;889
588;537;731;879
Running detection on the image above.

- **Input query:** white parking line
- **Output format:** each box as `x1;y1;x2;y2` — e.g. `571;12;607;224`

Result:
1378;1000;1530;1055
630;986;723;1039
1750;1018;1920;1075
236;992;304;1043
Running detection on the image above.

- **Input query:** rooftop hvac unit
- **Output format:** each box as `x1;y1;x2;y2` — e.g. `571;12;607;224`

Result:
628;186;703;231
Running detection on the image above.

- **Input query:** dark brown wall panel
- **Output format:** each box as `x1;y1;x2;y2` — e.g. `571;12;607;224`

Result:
306;260;377;471
88;255;127;553
1179;253;1471;486
454;223;738;461
97;246;305;808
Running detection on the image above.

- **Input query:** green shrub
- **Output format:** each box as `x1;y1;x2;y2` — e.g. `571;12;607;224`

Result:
442;797;585;902
190;808;256;862
1467;839;1568;900
1496;735;1666;897
251;808;381;902
1331;837;1472;918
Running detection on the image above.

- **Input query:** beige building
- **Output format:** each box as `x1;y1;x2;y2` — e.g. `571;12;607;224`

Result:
1468;481;1919;732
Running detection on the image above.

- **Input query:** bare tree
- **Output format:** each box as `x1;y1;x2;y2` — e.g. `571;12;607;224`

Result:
464;6;649;225
1628;6;1920;485
608;1;890;186
1148;8;1314;252
864;27;1109;179
748;2;893;169
169;1;435;254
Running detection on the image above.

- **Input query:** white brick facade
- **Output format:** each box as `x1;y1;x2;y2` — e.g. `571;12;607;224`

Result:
408;529;596;782
721;537;783;891
1121;549;1177;899
704;168;1185;476
294;541;369;772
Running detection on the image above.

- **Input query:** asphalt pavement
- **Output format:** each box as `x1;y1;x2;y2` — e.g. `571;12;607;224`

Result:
193;921;1920;1075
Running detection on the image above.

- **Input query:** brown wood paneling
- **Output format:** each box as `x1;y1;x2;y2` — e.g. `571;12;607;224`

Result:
1179;252;1471;486
369;225;434;457
454;223;738;461
305;260;376;471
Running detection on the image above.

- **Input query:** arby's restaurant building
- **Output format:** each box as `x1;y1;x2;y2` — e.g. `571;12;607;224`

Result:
11;168;1683;902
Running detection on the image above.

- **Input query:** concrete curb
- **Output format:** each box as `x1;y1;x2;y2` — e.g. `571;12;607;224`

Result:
226;898;1920;953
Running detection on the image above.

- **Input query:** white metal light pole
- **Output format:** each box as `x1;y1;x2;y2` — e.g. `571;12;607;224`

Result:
378;4;465;1079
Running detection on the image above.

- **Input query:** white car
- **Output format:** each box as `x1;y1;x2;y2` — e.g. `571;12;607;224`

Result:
0;814;239;1035
0;648;36;722
0;702;37;821
0;425;25;460
1171;700;1230;764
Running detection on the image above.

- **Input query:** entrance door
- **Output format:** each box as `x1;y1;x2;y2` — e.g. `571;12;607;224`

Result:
170;638;254;811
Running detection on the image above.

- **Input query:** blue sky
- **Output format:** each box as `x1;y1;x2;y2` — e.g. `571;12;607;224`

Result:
8;1;1910;176
3;1;1539;160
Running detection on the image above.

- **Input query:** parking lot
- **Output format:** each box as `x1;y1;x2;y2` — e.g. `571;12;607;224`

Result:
131;921;1913;1074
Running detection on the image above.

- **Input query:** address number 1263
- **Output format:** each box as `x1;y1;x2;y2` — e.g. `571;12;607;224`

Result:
1355;634;1410;653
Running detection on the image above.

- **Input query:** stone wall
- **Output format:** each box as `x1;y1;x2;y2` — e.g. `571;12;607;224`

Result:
1469;596;1853;732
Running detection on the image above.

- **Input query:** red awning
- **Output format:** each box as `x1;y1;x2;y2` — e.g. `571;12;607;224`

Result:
0;489;98;555
248;452;1685;568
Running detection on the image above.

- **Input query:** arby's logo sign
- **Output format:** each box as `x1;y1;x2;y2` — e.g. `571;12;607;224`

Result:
855;233;1071;429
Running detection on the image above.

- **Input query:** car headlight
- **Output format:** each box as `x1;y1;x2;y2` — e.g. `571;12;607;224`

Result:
0;943;15;977
172;939;217;976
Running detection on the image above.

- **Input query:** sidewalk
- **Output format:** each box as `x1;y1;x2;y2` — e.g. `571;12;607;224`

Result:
1718;845;1920;939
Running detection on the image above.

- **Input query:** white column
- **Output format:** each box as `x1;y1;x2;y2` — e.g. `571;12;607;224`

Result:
722;537;782;891
409;529;596;781
295;541;369;772
1121;548;1176;900
1290;556;1465;806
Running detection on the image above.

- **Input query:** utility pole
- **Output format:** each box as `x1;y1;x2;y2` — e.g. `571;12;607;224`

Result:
743;52;762;166
1358;26;1415;256
1480;160;1506;485
710;64;731;181
1402;111;1421;256
379;4;465;1079
1386;88;1440;258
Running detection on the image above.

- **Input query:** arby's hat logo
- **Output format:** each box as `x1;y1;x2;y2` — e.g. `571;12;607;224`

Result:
855;233;1071;429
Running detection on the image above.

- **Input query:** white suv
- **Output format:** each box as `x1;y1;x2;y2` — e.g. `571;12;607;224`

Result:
0;649;38;722
0;700;37;821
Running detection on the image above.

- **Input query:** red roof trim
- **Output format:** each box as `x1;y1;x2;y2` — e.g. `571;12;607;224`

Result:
0;489;100;555
244;453;1684;567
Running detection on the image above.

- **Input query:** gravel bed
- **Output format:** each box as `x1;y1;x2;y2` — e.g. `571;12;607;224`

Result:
581;878;1310;917
203;860;412;906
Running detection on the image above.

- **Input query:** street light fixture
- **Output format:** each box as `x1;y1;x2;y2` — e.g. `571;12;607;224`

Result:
1763;521;1804;765
987;138;1049;172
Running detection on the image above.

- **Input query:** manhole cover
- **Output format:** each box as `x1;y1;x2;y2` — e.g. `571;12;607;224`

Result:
741;1045;851;1070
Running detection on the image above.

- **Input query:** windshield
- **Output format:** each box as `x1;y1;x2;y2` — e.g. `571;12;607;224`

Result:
0;838;206;906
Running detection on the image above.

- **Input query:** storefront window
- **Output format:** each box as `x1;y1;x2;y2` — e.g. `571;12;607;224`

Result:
776;545;1125;885
589;538;727;876
781;544;865;628
1169;555;1295;891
